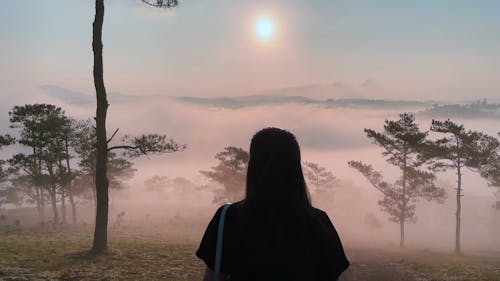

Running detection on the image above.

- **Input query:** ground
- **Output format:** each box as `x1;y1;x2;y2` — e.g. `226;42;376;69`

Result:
0;227;499;281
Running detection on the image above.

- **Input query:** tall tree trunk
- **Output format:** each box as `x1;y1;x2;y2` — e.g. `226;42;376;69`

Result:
400;149;407;248
455;163;462;255
35;186;43;221
40;187;45;220
58;157;67;224
49;188;59;226
47;162;59;226
92;0;110;254
92;184;97;210
69;191;77;224
399;216;405;248
64;138;77;224
61;190;67;224
32;147;43;222
38;149;46;221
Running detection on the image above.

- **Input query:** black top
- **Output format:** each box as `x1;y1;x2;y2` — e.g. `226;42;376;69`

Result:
196;201;349;281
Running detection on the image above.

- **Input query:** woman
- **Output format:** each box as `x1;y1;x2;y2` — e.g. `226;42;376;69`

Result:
196;127;349;281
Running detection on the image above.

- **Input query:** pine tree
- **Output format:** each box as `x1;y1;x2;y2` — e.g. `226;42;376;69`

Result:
350;113;446;248
425;120;499;254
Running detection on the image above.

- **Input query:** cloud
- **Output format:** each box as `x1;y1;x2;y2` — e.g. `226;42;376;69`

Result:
256;80;383;99
39;85;93;106
295;125;369;150
360;79;376;87
39;84;141;106
256;82;350;99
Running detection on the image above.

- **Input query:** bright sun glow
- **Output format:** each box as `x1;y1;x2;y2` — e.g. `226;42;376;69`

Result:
255;17;275;40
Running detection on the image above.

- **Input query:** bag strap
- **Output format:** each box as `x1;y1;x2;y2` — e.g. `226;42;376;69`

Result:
214;204;230;281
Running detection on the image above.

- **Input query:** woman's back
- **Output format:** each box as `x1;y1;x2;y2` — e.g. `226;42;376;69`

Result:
196;201;349;281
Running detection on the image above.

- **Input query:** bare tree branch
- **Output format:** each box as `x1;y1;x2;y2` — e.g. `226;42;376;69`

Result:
107;128;119;144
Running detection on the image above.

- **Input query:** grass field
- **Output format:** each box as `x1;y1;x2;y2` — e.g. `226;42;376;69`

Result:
0;226;499;281
0;228;204;281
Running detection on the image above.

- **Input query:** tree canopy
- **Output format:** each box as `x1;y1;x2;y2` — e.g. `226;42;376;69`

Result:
302;161;339;192
200;146;249;203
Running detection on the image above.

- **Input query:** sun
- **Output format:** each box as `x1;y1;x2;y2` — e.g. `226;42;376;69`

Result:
255;16;275;40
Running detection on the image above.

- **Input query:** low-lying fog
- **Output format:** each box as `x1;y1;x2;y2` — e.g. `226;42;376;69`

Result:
1;93;499;253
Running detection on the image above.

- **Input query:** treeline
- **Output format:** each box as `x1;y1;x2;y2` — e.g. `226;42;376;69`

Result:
422;99;500;119
0;103;185;227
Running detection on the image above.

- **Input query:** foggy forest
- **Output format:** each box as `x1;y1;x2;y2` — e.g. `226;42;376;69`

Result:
1;1;500;280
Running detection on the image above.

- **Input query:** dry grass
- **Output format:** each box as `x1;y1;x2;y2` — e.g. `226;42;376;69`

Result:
1;227;499;281
0;228;204;281
396;250;500;281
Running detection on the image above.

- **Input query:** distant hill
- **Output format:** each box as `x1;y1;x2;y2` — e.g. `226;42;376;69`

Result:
419;100;500;119
175;95;316;109
324;98;430;109
175;95;500;120
175;95;432;109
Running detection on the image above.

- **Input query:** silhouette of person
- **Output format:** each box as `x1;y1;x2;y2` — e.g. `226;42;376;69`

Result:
196;127;349;281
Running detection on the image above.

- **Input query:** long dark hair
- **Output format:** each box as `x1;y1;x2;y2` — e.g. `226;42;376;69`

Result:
245;127;311;209
237;128;342;272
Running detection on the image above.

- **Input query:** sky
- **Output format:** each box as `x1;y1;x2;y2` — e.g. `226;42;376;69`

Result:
1;0;500;101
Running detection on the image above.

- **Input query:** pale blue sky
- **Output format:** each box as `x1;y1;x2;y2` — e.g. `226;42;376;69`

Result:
1;0;500;101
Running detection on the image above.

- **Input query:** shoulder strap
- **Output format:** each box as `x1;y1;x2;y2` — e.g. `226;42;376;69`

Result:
214;204;230;281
